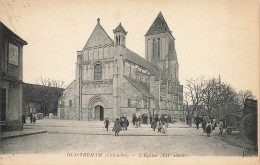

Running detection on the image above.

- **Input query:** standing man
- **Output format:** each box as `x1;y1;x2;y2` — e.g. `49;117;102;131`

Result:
132;114;136;126
194;115;200;129
30;113;33;124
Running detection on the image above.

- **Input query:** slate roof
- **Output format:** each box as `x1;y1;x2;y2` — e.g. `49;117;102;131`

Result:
113;23;127;34
23;83;64;102
123;48;159;75
0;22;27;45
145;12;172;36
83;20;114;49
124;76;154;99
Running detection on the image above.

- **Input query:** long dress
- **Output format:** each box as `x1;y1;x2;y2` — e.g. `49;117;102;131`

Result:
112;120;122;133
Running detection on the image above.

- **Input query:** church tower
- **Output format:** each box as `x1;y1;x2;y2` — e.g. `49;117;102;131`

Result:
145;12;179;83
113;23;127;47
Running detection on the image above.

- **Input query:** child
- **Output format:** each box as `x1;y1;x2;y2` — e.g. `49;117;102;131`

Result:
206;121;212;137
219;120;224;137
104;118;110;131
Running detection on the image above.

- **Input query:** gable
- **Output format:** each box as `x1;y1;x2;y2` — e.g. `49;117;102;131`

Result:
83;23;114;49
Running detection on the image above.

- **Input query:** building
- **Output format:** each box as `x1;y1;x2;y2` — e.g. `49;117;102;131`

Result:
0;22;27;131
23;83;64;117
58;12;183;121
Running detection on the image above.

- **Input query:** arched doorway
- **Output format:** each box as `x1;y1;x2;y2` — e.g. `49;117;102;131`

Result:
94;105;104;121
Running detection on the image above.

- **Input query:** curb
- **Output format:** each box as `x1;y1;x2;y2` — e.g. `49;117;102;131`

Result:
1;131;47;140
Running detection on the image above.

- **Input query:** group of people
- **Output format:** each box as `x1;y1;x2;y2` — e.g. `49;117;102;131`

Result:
22;113;36;124
104;116;129;136
132;113;141;128
151;114;169;134
192;114;224;137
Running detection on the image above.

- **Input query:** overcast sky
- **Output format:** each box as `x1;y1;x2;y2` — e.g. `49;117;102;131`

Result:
1;0;259;99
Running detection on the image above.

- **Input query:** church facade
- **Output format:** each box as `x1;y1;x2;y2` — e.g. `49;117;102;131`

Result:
57;12;183;121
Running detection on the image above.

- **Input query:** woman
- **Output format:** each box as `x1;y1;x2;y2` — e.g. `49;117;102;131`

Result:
156;120;162;133
112;118;122;136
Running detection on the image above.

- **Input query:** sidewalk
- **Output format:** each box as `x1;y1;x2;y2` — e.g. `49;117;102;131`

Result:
1;125;47;140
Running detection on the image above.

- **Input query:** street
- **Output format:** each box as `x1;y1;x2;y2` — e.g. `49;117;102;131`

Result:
0;119;253;156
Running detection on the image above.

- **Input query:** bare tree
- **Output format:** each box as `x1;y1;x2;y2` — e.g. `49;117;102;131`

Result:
35;76;65;116
238;90;255;108
184;76;206;117
36;76;66;88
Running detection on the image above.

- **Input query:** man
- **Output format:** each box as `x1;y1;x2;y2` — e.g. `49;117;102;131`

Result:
30;113;33;124
194;115;200;129
132;114;136;126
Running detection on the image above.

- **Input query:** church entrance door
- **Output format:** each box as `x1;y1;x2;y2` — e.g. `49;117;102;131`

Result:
94;105;104;121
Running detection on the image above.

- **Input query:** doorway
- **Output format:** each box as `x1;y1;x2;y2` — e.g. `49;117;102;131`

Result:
94;105;104;121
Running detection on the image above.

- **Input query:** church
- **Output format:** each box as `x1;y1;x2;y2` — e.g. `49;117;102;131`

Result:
57;12;183;121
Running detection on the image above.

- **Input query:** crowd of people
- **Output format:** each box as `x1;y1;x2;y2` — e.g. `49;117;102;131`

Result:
190;114;223;137
107;113;173;136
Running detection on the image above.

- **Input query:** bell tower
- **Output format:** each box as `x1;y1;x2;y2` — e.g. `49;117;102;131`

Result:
145;12;179;83
113;23;127;47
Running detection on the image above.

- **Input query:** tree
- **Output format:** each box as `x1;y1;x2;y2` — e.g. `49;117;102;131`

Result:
36;76;66;88
201;78;220;116
238;90;255;109
35;76;65;116
184;76;206;117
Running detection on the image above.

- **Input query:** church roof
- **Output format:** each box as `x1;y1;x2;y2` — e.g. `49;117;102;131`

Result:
113;23;127;34
83;19;114;49
145;12;172;36
123;48;159;75
124;76;154;99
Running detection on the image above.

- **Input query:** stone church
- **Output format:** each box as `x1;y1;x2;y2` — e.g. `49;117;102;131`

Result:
58;12;183;121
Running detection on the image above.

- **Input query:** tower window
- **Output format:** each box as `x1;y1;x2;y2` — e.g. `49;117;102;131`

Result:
153;38;156;60
94;64;102;80
158;38;160;58
118;36;121;45
69;100;72;107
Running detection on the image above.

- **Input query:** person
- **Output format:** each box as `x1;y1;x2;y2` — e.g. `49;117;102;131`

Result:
30;113;33;124
186;115;189;125
33;116;36;124
156;120;162;133
202;115;207;133
161;115;168;134
132;114;136;126
151;119;156;131
149;116;152;124
219;120;224;137
104;118;110;131
112;118;122;136
212;115;216;130
135;117;139;128
123;117;129;130
206;121;212;137
22;114;26;124
138;116;141;127
120;116;124;128
194;115;200;130
155;115;159;123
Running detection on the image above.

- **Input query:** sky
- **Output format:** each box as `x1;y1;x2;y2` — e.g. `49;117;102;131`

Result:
0;0;259;99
